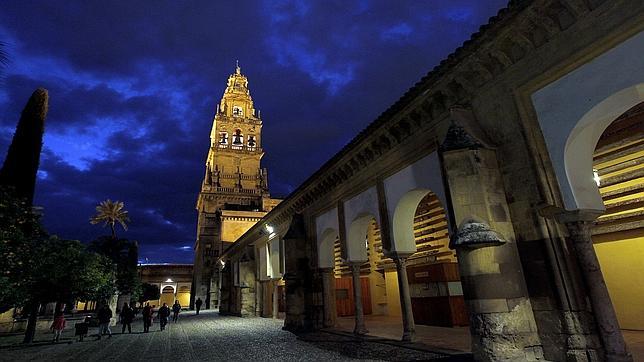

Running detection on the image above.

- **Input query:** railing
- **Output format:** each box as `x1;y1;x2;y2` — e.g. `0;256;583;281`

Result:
205;186;263;195
215;144;263;154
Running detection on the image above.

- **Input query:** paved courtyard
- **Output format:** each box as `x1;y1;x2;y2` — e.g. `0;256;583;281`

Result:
0;311;458;361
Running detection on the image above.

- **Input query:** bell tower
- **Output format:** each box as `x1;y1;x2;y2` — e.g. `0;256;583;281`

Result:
192;63;279;309
205;61;268;196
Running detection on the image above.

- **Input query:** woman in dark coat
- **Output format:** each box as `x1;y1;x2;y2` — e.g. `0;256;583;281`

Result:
120;303;134;334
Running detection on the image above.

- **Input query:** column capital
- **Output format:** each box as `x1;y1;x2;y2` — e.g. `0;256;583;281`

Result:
538;205;603;224
347;261;367;267
386;251;414;260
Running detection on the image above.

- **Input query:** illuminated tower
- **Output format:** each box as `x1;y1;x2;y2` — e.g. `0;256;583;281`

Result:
192;63;279;309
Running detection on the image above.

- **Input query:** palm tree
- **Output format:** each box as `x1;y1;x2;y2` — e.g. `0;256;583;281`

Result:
90;199;130;238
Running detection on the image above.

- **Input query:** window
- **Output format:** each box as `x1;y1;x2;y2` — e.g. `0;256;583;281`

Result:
233;261;240;286
247;135;256;149
219;132;228;148
232;129;244;148
232;106;243;117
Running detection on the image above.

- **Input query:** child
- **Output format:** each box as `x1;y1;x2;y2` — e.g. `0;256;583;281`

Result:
50;309;66;342
75;316;91;342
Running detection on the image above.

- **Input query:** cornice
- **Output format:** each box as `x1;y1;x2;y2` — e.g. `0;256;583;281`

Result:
221;0;614;258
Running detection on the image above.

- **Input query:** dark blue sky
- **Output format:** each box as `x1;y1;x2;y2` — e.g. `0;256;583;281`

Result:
0;1;507;263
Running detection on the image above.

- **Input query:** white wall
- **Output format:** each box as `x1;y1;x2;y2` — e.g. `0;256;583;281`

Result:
384;152;448;255
531;30;644;211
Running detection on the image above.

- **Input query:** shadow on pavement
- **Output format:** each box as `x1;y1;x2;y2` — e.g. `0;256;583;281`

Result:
298;331;473;361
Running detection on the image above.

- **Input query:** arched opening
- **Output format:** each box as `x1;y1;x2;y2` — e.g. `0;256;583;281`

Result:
591;101;644;333
334;215;383;318
160;286;175;307
565;84;644;210
176;286;191;308
232;129;244;149
318;228;337;269
389;190;467;328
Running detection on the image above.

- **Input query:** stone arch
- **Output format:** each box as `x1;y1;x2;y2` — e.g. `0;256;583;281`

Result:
392;188;448;256
316;208;339;268
530;30;644;211
565;84;644;211
383;152;449;255
346;213;377;262
342;187;380;262
318;228;338;269
160;284;176;294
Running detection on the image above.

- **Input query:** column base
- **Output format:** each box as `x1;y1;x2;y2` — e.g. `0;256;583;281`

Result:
354;326;369;335
402;330;416;343
605;353;633;362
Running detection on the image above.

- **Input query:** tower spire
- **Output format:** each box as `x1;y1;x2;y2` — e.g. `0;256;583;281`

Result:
235;60;241;74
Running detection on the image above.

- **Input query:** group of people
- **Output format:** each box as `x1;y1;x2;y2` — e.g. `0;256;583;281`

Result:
50;298;202;342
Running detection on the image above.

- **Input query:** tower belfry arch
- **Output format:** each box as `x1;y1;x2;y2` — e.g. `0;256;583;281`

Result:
192;64;281;310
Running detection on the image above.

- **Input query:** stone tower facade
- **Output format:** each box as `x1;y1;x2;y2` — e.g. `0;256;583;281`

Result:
192;64;280;309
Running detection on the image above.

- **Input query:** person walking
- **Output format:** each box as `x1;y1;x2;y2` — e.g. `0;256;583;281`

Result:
75;316;90;342
142;303;153;333
120;303;134;334
96;304;113;340
171;300;181;322
195;298;203;315
158;303;170;331
50;308;66;342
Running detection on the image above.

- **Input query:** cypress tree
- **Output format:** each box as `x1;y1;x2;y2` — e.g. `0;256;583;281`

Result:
0;88;48;205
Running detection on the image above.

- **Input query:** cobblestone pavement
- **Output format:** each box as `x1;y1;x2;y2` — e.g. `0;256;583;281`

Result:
0;311;455;361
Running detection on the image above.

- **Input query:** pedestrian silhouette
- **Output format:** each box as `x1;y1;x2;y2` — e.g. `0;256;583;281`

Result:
50;308;66;342
172;300;181;322
195;298;203;315
96;304;113;339
142;303;153;333
158;303;170;331
75;316;90;342
120;303;134;334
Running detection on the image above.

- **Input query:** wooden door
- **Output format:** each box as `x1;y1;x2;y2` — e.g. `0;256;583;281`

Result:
335;277;372;316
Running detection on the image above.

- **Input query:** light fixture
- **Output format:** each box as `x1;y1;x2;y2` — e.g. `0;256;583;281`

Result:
219;259;226;268
165;278;173;283
593;169;601;187
265;224;274;234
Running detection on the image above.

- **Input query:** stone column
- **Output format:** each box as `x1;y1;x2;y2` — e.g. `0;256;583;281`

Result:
321;268;337;328
440;124;544;360
393;256;416;342
561;214;632;362
350;263;368;335
272;280;279;319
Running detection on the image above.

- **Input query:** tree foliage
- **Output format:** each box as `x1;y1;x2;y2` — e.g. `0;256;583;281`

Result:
138;283;160;304
88;236;140;295
0;188;116;341
90;199;130;238
0;187;45;312
0;88;48;205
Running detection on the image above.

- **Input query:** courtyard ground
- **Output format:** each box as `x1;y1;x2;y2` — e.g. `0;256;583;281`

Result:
0;310;461;361
334;315;644;361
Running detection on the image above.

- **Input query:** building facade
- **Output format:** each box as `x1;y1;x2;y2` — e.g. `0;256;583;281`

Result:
218;1;643;361
192;65;280;309
139;264;193;308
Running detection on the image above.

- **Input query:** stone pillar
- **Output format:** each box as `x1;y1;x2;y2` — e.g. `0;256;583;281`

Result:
393;256;415;342
321;268;337;328
283;214;314;332
560;213;632;362
350;263;368;335
272;280;279;319
440;124;543;361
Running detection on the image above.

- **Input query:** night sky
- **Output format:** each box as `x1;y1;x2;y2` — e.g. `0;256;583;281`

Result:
0;1;507;264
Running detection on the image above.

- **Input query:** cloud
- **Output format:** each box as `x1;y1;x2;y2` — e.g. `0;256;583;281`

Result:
381;23;413;41
0;0;508;263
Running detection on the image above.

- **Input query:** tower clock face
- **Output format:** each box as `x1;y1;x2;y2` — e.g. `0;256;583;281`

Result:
233;106;243;116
